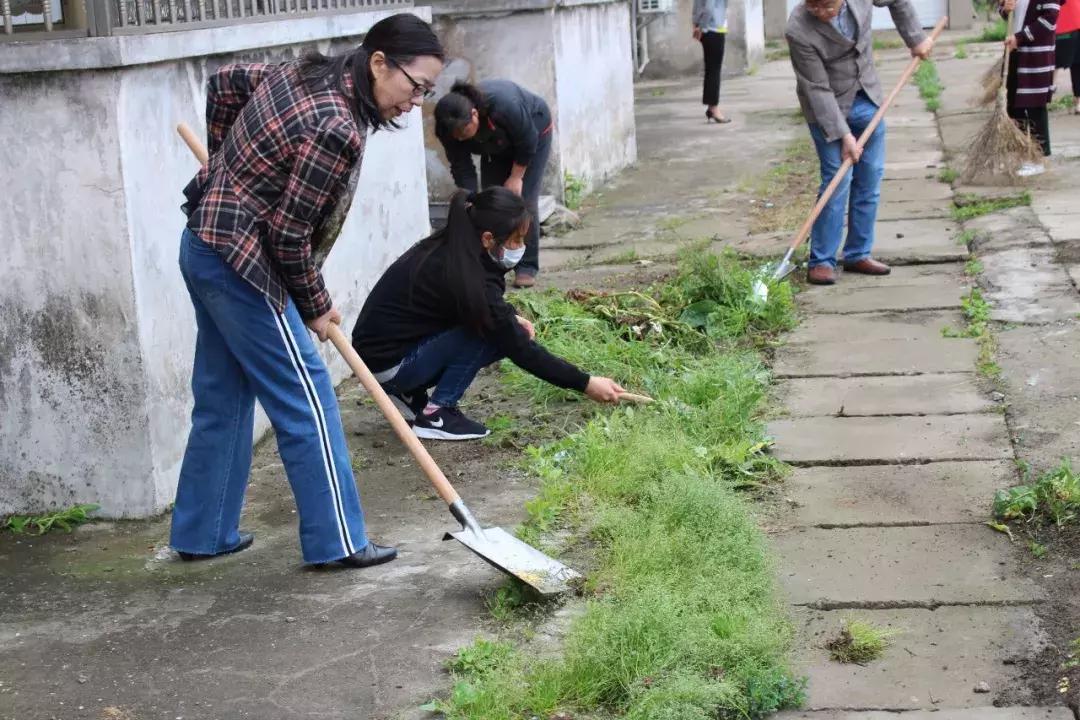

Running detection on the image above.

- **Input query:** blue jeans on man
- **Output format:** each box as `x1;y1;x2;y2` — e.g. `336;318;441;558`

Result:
807;91;886;271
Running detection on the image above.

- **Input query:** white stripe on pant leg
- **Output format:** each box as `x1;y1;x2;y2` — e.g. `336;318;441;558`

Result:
266;299;354;557
277;311;357;555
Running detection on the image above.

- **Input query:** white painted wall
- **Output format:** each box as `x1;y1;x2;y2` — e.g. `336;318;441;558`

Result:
1;8;433;517
0;71;157;516
554;1;637;192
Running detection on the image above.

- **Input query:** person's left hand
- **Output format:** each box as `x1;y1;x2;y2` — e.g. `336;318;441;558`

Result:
1004;34;1019;51
911;37;933;60
692;26;703;41
504;176;524;196
516;315;536;340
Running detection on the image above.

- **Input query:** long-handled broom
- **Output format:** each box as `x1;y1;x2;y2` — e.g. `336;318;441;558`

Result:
960;29;1044;182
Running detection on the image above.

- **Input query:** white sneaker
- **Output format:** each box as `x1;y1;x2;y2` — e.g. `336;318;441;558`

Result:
1017;162;1046;177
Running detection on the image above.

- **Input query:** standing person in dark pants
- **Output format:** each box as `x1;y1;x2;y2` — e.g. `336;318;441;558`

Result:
171;14;444;569
694;0;732;123
1002;0;1059;175
434;80;552;288
1054;0;1080;114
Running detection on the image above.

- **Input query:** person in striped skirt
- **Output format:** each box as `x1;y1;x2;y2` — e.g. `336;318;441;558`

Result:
1002;0;1060;175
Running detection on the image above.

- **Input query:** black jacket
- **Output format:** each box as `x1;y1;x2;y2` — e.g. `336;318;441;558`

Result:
351;242;589;392
438;80;552;193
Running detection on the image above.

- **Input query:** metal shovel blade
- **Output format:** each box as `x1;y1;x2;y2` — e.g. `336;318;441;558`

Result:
444;523;582;596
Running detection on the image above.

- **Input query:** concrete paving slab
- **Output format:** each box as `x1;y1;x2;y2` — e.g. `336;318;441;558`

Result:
774;707;1072;719
884;166;944;181
768;414;1012;464
785;310;965;344
773;525;1044;605
881;179;955;202
1066;264;1080;291
1030;187;1078;216
774;337;979;377
884;151;945;171
801;278;966;314
997;323;1080;399
873;218;966;263
779;373;992;417
965;206;1054;253
785;461;1016;526
792;606;1049;709
877;201;954;221
1037;212;1080;243
980;246;1080;324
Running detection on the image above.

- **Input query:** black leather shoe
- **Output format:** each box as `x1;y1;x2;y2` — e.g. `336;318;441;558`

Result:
177;531;254;561
335;542;398;568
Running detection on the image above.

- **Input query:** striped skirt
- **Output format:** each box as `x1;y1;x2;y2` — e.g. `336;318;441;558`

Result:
1008;44;1057;108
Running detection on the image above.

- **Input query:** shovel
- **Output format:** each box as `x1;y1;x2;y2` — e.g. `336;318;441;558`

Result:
326;326;582;595
176;123;582;595
751;16;948;304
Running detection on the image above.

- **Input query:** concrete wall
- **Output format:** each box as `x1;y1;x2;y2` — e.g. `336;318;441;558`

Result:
425;0;636;201
554;1;637;190
0;8;432;517
640;0;765;79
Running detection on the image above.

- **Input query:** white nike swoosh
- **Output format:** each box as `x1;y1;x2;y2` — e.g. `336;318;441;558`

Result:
429;418;444;428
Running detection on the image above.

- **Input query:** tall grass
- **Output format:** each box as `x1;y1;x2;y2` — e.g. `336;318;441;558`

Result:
428;251;804;719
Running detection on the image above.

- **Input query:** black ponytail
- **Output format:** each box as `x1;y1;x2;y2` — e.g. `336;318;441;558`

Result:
434;81;488;140
300;13;444;131
409;187;530;334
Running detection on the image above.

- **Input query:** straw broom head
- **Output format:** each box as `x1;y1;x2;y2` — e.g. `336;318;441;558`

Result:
974;55;1005;107
960;90;1044;183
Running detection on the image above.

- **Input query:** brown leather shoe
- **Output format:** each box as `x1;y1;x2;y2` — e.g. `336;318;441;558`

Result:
513;273;536;289
806;265;837;285
842;257;891;275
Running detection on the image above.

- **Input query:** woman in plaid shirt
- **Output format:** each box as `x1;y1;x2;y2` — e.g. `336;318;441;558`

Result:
171;13;444;569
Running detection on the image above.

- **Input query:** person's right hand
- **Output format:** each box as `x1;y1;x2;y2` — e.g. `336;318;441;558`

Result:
306;306;342;343
1002;0;1016;12
585;376;626;403
841;133;862;165
692;26;703;41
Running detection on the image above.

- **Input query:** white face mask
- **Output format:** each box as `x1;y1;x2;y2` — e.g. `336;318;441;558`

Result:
490;244;526;269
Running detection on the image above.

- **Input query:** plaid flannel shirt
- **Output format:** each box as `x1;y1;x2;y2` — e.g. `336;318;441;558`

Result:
183;61;367;320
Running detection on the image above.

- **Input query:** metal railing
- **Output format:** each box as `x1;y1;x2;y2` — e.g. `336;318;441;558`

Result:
2;0;410;38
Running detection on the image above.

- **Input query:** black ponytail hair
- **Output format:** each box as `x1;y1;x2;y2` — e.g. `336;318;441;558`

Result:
409;187;531;334
434;80;488;140
300;13;444;131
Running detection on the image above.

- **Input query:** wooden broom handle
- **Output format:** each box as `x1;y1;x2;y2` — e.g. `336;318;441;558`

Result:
327;325;462;506
178;123;209;165
174;122;462;505
784;16;949;254
618;392;654;404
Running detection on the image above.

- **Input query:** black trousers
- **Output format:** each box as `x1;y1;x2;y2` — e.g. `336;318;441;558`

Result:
1007;105;1051;156
480;129;553;276
701;31;726;107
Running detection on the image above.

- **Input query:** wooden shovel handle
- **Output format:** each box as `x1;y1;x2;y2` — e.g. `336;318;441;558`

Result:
784;16;949;255
618;392;654;404
328;325;462;506
177;123;208;165
174;122;461;506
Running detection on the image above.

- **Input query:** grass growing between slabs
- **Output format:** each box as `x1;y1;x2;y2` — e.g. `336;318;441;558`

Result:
427;251;804;720
747;136;818;235
914;60;943;113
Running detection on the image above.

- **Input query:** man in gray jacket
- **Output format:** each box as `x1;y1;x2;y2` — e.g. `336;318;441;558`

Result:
786;0;932;285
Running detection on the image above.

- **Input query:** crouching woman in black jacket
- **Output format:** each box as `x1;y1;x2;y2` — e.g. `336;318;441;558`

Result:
352;187;624;441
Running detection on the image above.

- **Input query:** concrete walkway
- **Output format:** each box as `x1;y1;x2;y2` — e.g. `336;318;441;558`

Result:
770;42;1072;720
3;35;1077;720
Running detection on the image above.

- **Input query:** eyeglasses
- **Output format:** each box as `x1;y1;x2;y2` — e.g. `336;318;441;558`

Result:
389;58;435;100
